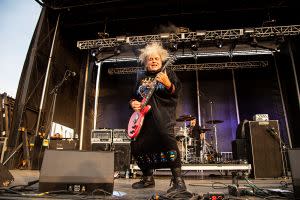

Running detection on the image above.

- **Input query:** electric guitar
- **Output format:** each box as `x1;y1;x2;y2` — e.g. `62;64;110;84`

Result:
127;57;176;139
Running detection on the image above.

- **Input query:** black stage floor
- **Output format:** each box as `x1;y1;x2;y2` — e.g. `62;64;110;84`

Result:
0;169;294;200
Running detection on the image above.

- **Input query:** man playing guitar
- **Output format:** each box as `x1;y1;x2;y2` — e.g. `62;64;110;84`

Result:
129;42;186;193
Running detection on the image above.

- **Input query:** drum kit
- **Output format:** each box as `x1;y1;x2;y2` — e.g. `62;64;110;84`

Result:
175;114;224;164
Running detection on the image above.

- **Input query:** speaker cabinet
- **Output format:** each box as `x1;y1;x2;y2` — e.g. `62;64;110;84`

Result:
245;120;283;178
39;150;114;194
288;148;300;200
49;139;79;150
112;143;131;172
232;139;248;161
91;143;111;151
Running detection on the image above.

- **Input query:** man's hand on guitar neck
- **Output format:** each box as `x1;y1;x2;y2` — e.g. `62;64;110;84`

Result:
156;71;171;89
156;71;175;94
130;99;141;112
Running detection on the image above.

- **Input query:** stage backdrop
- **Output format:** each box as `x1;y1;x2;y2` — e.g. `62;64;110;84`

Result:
95;57;287;153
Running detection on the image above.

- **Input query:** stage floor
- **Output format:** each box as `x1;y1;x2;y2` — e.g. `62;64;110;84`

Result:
0;169;294;200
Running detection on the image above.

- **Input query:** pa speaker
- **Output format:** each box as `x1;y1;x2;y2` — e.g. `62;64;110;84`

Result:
39;150;114;194
245;120;283;178
288;148;300;200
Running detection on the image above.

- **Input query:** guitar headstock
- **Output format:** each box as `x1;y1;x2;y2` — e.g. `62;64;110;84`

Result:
162;56;177;70
167;56;177;65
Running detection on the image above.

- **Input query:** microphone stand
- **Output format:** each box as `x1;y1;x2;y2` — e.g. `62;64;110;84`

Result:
209;100;219;154
268;128;290;178
47;70;74;140
31;70;74;169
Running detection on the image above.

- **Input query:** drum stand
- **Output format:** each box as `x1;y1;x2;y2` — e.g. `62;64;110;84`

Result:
199;134;214;163
209;101;219;154
180;122;189;163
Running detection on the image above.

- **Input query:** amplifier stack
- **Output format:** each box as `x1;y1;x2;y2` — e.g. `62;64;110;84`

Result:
91;129;131;172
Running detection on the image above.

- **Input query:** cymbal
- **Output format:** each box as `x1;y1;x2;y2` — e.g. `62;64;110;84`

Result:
206;120;224;124
176;114;195;122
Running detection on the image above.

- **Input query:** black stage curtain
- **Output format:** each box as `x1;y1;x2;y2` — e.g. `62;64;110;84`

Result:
235;66;288;145
198;70;238;152
97;62;287;152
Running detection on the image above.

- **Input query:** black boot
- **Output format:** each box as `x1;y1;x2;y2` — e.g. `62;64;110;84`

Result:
167;167;187;193
132;169;155;189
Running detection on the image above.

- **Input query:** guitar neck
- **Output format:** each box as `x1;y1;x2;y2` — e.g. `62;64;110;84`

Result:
140;58;173;109
141;80;157;109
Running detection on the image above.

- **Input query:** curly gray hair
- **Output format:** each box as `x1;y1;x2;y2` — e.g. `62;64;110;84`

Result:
139;42;169;65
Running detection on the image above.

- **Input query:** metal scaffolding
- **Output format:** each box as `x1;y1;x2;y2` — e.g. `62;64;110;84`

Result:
77;25;300;50
108;61;268;74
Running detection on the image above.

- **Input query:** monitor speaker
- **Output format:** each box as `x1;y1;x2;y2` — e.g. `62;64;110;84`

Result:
288;148;300;200
245;120;283;178
39;150;114;194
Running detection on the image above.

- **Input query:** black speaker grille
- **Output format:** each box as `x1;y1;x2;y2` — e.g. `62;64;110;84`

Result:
245;120;283;178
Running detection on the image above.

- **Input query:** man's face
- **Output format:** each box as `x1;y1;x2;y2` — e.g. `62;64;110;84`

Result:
190;119;196;126
146;53;162;71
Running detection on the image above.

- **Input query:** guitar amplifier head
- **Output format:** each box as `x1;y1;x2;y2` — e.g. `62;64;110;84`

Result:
253;114;269;121
91;129;112;143
113;129;130;143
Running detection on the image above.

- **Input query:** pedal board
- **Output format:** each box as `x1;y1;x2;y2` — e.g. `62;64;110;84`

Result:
203;192;225;200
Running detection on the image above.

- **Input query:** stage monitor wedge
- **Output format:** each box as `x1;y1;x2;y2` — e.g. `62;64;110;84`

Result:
39;150;114;194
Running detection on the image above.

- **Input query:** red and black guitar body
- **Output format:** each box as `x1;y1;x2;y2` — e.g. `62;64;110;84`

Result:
127;104;151;139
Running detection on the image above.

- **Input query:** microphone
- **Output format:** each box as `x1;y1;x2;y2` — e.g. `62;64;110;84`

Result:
266;127;277;136
66;70;76;77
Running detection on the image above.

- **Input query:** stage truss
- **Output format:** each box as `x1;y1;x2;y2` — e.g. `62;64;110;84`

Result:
108;61;269;74
77;25;300;49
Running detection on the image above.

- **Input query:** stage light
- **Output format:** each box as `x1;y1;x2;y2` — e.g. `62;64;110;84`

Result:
97;32;109;38
91;48;99;57
196;30;206;36
160;33;170;39
216;40;223;48
190;41;198;51
114;46;121;55
169;42;178;52
244;28;255;34
116;36;126;42
250;37;258;47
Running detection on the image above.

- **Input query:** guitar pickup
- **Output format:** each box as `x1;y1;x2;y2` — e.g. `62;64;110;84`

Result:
132;125;137;129
130;130;134;134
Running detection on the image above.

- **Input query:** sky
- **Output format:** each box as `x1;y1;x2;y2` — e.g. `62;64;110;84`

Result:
0;0;42;98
